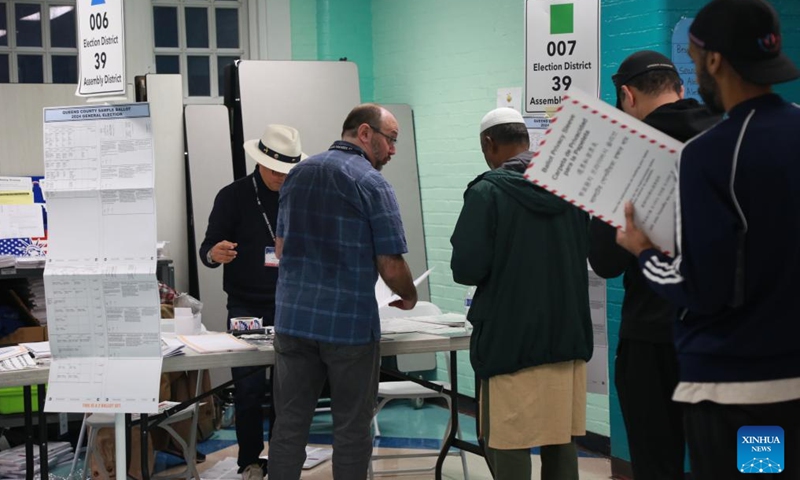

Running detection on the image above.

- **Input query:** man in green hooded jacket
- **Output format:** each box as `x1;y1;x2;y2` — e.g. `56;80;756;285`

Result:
450;107;593;480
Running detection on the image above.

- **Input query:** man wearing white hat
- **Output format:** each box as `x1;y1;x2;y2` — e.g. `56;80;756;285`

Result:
200;124;306;480
450;108;592;480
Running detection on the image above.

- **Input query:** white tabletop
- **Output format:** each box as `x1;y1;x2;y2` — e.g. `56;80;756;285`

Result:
0;332;470;389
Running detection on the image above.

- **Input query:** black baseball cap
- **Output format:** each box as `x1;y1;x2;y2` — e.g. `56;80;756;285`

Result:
612;51;679;108
689;0;799;85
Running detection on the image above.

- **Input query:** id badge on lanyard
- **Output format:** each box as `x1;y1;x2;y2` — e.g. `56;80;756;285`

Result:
265;246;279;267
253;176;279;268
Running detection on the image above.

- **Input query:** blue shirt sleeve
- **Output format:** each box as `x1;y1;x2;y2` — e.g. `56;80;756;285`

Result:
361;173;407;256
276;171;293;238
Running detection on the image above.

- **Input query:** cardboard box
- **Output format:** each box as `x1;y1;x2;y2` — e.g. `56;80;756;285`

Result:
0;326;47;346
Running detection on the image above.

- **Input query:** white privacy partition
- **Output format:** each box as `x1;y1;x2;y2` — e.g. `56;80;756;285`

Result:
148;74;190;294
381;104;430;301
237;60;362;162
185;104;235;387
236;64;430;300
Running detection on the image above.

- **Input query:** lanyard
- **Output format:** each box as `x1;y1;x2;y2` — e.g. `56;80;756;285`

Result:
329;141;368;160
251;175;276;242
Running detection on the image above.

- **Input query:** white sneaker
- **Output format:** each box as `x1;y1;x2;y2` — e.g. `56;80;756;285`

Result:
242;463;264;480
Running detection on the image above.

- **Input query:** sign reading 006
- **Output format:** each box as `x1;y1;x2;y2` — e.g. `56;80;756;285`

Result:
76;0;126;97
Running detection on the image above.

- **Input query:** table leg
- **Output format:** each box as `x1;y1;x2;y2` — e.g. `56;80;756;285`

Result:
37;385;48;479
434;352;460;479
267;365;275;442
113;414;126;480
23;386;33;480
126;414;132;469
475;377;493;476
141;414;150;480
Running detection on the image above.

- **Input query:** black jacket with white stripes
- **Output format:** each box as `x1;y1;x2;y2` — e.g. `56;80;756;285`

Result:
639;93;800;383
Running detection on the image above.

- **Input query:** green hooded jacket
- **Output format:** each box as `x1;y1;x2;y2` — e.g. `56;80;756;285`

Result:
450;152;593;379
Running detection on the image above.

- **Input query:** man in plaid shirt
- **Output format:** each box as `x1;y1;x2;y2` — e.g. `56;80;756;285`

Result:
269;103;417;480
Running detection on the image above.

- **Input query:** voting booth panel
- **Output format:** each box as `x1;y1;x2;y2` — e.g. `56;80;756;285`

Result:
237;60;362;165
146;74;190;295
379;104;430;302
184;104;234;370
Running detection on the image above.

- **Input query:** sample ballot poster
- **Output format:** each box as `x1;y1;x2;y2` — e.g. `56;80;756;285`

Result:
586;269;608;395
42;104;162;413
524;90;683;255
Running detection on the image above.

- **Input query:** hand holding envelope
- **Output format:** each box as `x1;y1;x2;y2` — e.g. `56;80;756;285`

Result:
524;89;683;255
616;201;659;256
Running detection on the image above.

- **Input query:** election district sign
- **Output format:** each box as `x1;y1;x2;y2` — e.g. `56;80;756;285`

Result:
525;0;600;114
76;0;126;97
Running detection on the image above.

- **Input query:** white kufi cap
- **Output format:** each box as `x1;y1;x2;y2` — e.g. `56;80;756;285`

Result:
480;108;526;134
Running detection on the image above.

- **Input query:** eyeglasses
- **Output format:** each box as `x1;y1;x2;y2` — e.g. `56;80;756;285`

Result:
368;125;398;145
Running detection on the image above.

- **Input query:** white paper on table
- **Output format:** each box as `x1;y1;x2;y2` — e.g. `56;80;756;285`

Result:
0;346;28;361
0;205;44;239
375;268;433;308
178;333;257;354
380;317;449;334
404;313;467;327
20;341;51;358
524;89;683;255
45;357;162;413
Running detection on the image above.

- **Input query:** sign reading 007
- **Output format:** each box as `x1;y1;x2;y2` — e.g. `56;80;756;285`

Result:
76;0;126;97
524;0;600;114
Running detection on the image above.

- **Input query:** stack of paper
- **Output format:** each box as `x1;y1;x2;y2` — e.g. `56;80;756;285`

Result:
406;313;467;327
0;256;14;269
27;279;47;325
20;341;51;359
0;441;73;477
14;256;45;269
178;333;257;354
380;317;450;334
0;346;36;371
161;337;185;358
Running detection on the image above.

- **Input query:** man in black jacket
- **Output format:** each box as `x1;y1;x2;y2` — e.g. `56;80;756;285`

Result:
588;51;720;480
200;125;307;480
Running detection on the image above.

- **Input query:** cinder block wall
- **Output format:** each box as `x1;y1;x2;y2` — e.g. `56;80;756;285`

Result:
289;0;800;446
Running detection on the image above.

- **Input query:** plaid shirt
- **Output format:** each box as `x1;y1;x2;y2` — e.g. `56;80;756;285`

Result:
275;141;407;345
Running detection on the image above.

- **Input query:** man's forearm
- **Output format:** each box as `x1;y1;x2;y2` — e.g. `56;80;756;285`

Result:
377;254;417;301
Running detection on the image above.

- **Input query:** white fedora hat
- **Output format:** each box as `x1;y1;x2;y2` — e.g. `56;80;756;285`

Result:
243;124;307;174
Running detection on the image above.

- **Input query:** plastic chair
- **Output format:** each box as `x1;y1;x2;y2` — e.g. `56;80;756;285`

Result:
369;302;470;479
69;372;203;480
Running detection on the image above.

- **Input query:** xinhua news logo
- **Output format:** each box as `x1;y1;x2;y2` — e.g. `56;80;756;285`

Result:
738;426;784;474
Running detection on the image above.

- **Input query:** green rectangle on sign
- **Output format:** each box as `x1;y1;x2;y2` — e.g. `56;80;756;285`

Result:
550;3;574;35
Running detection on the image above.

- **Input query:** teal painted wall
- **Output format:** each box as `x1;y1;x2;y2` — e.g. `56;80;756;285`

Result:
318;0;375;102
290;0;317;60
289;0;800;447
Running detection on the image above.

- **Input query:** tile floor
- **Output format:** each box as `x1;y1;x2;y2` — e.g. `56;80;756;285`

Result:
58;400;613;479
